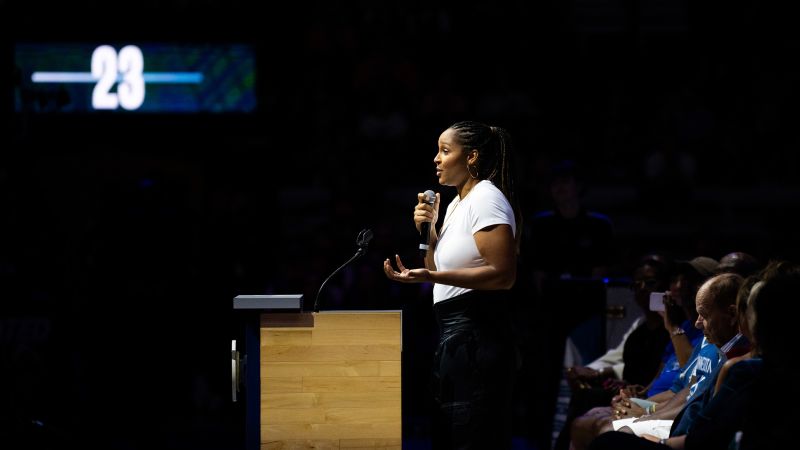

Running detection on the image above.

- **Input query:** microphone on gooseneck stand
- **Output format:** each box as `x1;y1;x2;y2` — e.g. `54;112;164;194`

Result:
418;189;436;257
313;228;373;313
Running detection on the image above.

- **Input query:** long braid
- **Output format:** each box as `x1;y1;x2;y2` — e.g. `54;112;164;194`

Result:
450;121;523;251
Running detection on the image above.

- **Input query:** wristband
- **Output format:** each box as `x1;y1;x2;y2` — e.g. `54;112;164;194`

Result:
671;327;686;337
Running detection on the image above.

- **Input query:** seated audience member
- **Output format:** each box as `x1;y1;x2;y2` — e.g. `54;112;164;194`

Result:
646;257;718;395
565;254;672;389
715;251;762;278
739;260;800;449
712;274;759;395
644;273;748;437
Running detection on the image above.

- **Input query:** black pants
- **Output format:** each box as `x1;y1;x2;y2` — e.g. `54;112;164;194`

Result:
431;290;517;449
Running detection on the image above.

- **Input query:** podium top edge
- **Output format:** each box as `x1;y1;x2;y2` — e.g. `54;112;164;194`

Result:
233;294;303;310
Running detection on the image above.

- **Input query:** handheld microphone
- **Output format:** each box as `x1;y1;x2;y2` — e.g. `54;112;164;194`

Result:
419;190;436;254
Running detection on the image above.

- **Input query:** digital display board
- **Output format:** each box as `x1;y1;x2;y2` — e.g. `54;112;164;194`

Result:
14;43;257;113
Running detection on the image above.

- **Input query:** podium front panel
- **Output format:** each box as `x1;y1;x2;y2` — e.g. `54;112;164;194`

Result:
260;310;401;449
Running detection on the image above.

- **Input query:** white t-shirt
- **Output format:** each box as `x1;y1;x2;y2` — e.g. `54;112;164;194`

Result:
432;180;516;303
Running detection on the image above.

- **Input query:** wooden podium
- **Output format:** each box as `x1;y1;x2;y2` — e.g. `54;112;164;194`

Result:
233;296;402;449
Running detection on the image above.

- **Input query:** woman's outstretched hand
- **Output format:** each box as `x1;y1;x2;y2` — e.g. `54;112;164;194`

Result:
384;254;431;283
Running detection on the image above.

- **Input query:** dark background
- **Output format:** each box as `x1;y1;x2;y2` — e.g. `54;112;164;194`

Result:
3;1;800;449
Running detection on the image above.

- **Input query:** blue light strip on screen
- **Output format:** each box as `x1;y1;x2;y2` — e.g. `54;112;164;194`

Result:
31;72;96;82
141;73;204;83
31;72;204;84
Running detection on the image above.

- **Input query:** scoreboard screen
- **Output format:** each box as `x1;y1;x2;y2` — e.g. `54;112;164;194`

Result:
14;42;257;113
